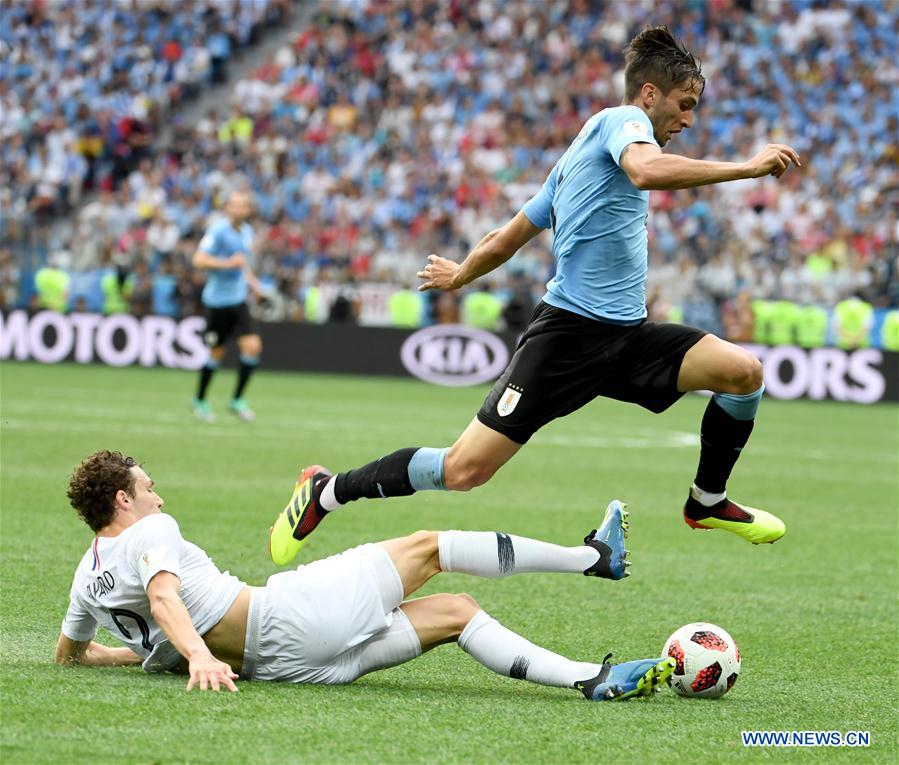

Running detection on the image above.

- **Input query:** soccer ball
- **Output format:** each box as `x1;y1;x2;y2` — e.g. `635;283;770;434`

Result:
663;622;741;698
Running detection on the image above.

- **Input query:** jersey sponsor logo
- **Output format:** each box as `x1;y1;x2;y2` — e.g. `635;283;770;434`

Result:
497;385;523;417
623;120;649;138
400;325;509;387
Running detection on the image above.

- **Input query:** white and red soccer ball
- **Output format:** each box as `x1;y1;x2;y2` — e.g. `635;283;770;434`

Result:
663;622;741;698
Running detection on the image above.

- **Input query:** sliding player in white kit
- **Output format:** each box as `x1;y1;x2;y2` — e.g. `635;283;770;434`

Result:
55;451;675;700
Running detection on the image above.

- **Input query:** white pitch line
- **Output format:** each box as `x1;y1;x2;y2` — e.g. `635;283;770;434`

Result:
535;431;700;449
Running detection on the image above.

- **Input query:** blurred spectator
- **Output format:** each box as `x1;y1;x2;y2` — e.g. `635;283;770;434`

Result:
502;272;537;332
721;291;755;344
101;262;134;315
130;259;154;318
388;287;424;328
147;210;181;267
2;0;896;342
462;286;503;330
34;251;71;312
152;256;180;317
833;296;874;349
0;249;20;309
1;0;288;224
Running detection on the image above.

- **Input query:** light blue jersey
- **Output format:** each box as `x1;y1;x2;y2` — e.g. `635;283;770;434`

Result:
522;105;659;324
197;218;254;308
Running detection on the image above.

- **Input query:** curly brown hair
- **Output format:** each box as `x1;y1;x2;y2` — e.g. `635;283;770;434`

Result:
67;451;139;532
624;27;705;101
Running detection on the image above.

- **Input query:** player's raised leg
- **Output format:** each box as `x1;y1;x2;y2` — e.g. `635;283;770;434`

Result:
677;335;785;544
268;418;521;565
328;417;521;501
374;503;630;593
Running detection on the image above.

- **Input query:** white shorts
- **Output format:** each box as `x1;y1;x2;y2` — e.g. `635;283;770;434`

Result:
240;543;421;684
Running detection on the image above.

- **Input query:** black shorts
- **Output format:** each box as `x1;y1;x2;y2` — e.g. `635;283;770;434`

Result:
203;303;257;349
477;302;707;444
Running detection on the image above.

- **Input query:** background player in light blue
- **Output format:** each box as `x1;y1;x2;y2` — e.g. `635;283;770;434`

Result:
270;27;802;565
191;190;264;422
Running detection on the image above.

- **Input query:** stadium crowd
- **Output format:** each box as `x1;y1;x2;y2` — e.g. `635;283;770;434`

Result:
3;0;897;343
0;0;290;223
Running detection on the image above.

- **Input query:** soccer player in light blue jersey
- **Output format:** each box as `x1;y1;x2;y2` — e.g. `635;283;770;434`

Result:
191;190;264;422
270;27;800;565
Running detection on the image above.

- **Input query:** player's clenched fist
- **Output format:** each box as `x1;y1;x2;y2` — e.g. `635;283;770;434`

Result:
744;143;802;179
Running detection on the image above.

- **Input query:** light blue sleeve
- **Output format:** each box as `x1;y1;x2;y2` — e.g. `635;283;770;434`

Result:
606;108;659;166
198;221;222;255
521;162;559;230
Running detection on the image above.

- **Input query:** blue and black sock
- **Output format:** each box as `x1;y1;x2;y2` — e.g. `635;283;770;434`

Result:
333;446;447;504
693;386;764;494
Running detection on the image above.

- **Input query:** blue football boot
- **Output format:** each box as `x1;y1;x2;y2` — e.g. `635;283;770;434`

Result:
576;654;676;701
582;500;631;580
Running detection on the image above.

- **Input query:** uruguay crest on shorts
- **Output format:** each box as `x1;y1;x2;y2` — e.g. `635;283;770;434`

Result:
497;385;522;417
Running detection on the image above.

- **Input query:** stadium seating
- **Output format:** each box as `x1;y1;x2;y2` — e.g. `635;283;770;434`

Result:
0;0;288;231
2;0;896;341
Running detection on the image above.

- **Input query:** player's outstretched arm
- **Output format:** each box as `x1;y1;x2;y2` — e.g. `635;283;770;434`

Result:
418;210;543;292
147;572;238;692
55;633;143;667
620;142;801;191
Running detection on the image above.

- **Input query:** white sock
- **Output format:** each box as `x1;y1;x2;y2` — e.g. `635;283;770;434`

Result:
437;531;599;577
691;482;726;507
459;610;601;688
319;476;341;512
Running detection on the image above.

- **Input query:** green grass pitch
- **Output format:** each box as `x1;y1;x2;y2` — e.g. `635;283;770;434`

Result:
1;361;896;764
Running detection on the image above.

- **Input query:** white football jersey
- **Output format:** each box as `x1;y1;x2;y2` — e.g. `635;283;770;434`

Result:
62;513;246;662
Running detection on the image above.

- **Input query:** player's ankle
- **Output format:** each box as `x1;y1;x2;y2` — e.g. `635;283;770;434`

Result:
690;483;726;507
318;475;340;512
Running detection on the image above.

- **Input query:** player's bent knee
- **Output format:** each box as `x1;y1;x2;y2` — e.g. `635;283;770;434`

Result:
407;529;439;553
397;530;440;575
446;593;480;633
455;592;480;610
731;352;763;393
241;338;262;357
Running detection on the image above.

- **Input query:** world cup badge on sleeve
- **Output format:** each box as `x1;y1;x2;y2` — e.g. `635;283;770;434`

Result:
497;385;523;417
624;120;649;138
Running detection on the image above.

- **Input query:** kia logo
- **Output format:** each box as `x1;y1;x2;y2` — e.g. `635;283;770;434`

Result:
401;325;510;387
